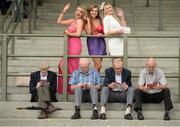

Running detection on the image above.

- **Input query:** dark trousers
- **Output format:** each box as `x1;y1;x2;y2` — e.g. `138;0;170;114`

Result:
0;0;11;15
134;88;173;112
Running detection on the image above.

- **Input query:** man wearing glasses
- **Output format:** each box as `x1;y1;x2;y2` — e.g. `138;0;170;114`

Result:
99;58;134;120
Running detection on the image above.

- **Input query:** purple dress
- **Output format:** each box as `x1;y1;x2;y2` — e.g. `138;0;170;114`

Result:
87;25;106;55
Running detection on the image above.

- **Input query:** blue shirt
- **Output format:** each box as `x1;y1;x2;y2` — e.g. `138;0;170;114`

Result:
69;68;101;86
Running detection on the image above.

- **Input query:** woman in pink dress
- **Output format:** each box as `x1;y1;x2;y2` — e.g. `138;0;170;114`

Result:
57;3;86;94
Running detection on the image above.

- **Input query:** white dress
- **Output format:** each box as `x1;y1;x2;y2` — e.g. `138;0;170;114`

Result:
103;15;124;56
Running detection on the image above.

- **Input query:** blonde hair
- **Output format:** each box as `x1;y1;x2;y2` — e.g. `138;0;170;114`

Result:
102;2;121;23
77;5;87;19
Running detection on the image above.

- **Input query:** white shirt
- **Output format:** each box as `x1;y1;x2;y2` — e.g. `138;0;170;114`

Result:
103;15;124;56
113;74;123;91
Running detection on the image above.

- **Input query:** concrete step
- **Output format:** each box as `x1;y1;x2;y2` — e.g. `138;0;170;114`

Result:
0;102;179;121
1;102;180;111
1;110;180;120
1;118;180;126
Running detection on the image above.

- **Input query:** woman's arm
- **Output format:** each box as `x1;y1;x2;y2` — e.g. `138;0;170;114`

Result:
116;7;127;27
57;13;74;25
57;3;74;25
65;19;84;37
103;16;123;35
118;16;127;27
84;18;91;34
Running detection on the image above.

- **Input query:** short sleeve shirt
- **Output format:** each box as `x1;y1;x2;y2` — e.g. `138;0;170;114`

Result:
138;68;167;93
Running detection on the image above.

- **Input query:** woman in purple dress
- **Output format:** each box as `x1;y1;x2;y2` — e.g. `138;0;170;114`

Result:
84;4;106;72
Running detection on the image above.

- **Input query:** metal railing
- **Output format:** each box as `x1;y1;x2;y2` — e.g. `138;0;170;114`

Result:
0;33;180;102
0;0;39;57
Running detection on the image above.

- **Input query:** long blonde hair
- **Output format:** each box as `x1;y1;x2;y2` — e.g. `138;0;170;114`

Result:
77;5;87;19
101;2;121;23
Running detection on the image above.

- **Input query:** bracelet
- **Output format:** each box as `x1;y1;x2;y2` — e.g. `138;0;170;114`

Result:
61;11;66;14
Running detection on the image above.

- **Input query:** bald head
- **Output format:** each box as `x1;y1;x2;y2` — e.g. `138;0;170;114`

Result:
79;58;90;73
146;57;157;73
79;58;90;66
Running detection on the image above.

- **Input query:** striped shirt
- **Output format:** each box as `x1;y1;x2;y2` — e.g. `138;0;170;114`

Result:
69;68;101;86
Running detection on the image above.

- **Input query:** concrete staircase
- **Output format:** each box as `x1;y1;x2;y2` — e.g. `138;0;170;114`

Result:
0;102;180;126
0;0;180;126
0;0;179;101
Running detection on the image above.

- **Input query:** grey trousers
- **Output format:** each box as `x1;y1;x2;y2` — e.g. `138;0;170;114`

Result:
101;87;134;107
37;82;50;109
74;86;98;107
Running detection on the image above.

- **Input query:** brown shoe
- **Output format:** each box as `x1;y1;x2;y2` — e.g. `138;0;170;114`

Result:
46;105;59;114
37;111;48;119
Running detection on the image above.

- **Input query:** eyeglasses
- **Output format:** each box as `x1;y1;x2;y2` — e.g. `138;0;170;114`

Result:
114;67;122;70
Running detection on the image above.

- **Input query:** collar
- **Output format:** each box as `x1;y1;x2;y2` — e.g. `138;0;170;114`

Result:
78;68;90;76
146;68;156;75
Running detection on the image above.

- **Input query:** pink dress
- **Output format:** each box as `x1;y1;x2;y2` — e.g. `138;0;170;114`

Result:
58;20;82;94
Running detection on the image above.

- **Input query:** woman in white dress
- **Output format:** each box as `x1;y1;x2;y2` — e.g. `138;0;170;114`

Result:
101;2;127;56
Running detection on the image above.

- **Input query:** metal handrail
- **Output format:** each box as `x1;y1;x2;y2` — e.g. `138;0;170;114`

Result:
0;33;180;38
7;72;180;78
1;34;180;102
0;1;16;33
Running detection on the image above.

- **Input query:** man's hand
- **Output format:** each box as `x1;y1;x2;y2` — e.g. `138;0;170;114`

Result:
122;82;128;90
143;84;152;92
36;82;42;89
95;85;102;90
152;83;160;90
84;84;92;89
109;82;117;89
76;83;85;88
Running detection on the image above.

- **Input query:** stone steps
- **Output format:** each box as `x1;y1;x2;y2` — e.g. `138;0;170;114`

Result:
1;102;180;110
0;102;180;126
1;110;179;119
0;118;180;126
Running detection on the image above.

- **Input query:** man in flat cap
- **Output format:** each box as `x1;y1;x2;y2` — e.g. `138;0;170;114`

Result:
29;61;58;119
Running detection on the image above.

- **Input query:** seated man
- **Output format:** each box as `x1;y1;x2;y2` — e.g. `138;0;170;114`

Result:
69;58;102;119
100;58;134;120
134;57;173;120
29;61;58;119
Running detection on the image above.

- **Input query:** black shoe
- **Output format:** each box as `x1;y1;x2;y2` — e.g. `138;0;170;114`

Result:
71;106;81;119
91;110;99;119
99;113;106;120
137;111;144;120
71;112;81;119
124;113;133;120
164;112;170;120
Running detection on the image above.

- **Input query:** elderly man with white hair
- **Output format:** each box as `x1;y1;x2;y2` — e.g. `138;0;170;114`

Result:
69;58;102;119
29;61;58;119
134;57;173;120
100;58;134;120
